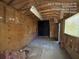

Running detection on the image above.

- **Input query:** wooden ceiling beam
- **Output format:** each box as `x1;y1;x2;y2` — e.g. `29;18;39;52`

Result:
39;8;60;13
7;0;15;5
11;0;30;5
17;3;29;10
0;0;8;4
42;16;59;20
43;10;59;12
37;6;52;11
42;13;60;17
42;15;60;19
37;3;50;9
16;0;36;10
40;10;60;14
0;0;3;1
42;13;60;16
42;14;59;17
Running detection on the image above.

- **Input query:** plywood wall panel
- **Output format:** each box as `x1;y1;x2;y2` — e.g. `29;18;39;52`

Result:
0;3;37;51
60;20;79;59
50;20;58;40
0;4;4;22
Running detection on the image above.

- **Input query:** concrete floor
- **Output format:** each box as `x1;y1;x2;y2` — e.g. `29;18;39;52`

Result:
27;38;71;59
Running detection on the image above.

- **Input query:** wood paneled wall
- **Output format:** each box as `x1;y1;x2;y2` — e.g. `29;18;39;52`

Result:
62;34;79;59
0;2;37;51
60;17;79;59
50;19;58;40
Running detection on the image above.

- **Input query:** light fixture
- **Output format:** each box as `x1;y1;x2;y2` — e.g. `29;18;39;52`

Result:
0;16;3;20
30;5;43;20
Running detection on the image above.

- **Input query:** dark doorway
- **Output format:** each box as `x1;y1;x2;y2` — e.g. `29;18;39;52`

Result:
38;20;50;37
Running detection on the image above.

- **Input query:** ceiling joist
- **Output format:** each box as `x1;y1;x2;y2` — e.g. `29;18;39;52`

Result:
37;3;50;9
11;0;30;5
42;13;60;15
0;0;78;20
7;0;15;5
17;3;29;10
40;9;58;13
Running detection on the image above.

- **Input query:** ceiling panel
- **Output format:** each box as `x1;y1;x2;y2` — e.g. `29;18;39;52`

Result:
0;0;78;21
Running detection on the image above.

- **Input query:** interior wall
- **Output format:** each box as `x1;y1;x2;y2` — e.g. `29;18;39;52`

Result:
50;19;58;40
60;15;79;59
63;34;79;59
0;2;37;51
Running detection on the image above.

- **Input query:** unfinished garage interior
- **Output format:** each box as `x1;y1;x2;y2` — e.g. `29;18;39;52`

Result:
0;0;79;59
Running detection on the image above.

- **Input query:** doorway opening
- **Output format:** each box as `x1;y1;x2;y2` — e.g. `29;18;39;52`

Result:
38;20;50;37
